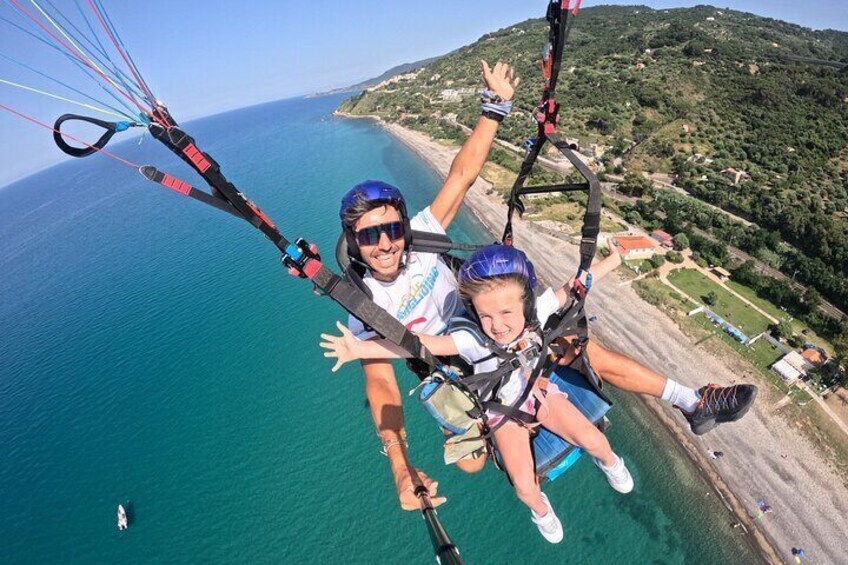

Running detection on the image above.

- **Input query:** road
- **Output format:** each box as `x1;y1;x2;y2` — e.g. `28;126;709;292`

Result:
691;226;846;321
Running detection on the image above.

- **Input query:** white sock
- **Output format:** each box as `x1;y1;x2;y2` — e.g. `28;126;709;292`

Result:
661;379;701;413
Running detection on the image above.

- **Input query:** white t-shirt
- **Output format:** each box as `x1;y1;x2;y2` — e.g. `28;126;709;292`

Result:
348;207;460;340
450;288;561;406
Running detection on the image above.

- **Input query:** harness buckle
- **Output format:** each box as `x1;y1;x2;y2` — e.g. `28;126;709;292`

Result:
515;341;542;369
534;98;560;135
282;237;322;279
572;269;592;299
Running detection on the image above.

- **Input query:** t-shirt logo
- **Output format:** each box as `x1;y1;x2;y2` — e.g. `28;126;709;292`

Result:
396;266;439;321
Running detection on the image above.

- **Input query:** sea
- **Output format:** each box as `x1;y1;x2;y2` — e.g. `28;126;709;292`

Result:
0;94;761;564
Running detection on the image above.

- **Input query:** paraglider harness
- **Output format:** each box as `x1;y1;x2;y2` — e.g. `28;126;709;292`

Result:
334;0;610;479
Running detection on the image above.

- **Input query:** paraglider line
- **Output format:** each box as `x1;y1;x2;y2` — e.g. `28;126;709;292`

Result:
86;0;169;127
7;0;154;118
0;51;138;120
0;14;141;118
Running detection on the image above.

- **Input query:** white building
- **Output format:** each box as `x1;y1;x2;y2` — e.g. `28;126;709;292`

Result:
771;351;814;384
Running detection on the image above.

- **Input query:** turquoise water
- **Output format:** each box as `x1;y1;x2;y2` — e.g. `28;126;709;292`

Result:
0;95;760;564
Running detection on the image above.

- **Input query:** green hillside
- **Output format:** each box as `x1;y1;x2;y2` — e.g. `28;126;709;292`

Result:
340;4;848;317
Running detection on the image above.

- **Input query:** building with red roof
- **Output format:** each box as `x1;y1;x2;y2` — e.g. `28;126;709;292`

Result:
650;229;673;248
613;235;659;259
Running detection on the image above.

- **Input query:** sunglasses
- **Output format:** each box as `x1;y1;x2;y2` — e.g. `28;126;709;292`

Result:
355;221;405;246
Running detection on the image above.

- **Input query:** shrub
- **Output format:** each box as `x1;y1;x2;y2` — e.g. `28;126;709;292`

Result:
672;233;690;251
788;334;805;349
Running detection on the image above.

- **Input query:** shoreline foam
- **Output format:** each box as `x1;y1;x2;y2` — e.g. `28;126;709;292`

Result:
337;110;848;564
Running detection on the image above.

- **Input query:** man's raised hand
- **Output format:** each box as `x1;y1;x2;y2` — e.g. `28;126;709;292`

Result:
481;60;520;101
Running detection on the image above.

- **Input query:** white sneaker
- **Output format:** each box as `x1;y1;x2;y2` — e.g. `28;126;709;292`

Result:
594;454;634;493
530;493;564;543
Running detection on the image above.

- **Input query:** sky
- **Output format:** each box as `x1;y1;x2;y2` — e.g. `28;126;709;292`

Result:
1;0;847;188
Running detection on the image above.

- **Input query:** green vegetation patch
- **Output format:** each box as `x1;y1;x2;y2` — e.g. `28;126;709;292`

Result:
633;278;690;310
726;280;834;353
726;280;787;322
668;269;772;335
601;217;627;233
747;339;784;373
624;259;654;275
480;162;517;196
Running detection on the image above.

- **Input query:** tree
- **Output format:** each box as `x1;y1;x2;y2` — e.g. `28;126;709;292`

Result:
619;171;654;198
788;334;805;349
754;247;783;270
666;251;684;263
731;260;757;286
672;233;690;251
649;255;666;269
832;331;848;374
624;210;643;225
802;287;822;314
703;291;718;306
769;319;793;339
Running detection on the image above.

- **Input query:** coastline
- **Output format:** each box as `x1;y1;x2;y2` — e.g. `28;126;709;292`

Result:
338;111;848;564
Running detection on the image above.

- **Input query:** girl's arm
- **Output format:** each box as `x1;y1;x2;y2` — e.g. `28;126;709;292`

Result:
554;239;621;306
320;322;459;372
590;239;622;281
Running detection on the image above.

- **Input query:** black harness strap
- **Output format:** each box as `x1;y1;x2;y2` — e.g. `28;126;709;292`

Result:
140;106;444;370
501;0;602;275
409;230;488;254
548;134;602;273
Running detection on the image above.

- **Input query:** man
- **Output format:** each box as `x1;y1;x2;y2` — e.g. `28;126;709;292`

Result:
338;61;518;509
335;62;756;511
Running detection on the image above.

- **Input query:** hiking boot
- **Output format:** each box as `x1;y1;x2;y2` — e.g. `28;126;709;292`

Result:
593;455;634;494
684;384;758;435
530;493;563;544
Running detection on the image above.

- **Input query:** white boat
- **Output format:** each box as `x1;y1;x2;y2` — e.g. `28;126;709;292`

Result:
117;504;128;530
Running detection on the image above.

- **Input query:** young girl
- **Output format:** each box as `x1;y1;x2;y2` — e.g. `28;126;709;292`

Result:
321;243;633;543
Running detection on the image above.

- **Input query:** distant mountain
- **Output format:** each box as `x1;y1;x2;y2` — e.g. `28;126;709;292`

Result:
312;56;443;97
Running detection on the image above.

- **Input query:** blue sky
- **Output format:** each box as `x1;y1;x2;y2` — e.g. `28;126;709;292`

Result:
1;0;847;187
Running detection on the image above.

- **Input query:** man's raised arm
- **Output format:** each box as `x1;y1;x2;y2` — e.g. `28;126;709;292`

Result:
429;61;519;230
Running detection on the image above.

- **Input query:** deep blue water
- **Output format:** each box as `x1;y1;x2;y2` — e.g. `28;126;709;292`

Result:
0;94;759;564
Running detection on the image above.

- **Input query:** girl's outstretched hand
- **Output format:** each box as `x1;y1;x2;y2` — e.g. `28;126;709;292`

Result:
320;321;359;372
604;237;620;259
481;60;520;101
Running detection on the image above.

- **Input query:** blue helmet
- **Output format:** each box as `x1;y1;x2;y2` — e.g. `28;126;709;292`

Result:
459;244;537;321
339;180;408;224
338;180;411;265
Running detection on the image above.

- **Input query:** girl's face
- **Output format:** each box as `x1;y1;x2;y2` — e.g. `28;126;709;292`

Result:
471;281;527;345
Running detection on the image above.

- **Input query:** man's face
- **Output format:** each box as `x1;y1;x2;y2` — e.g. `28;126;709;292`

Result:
354;205;405;281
